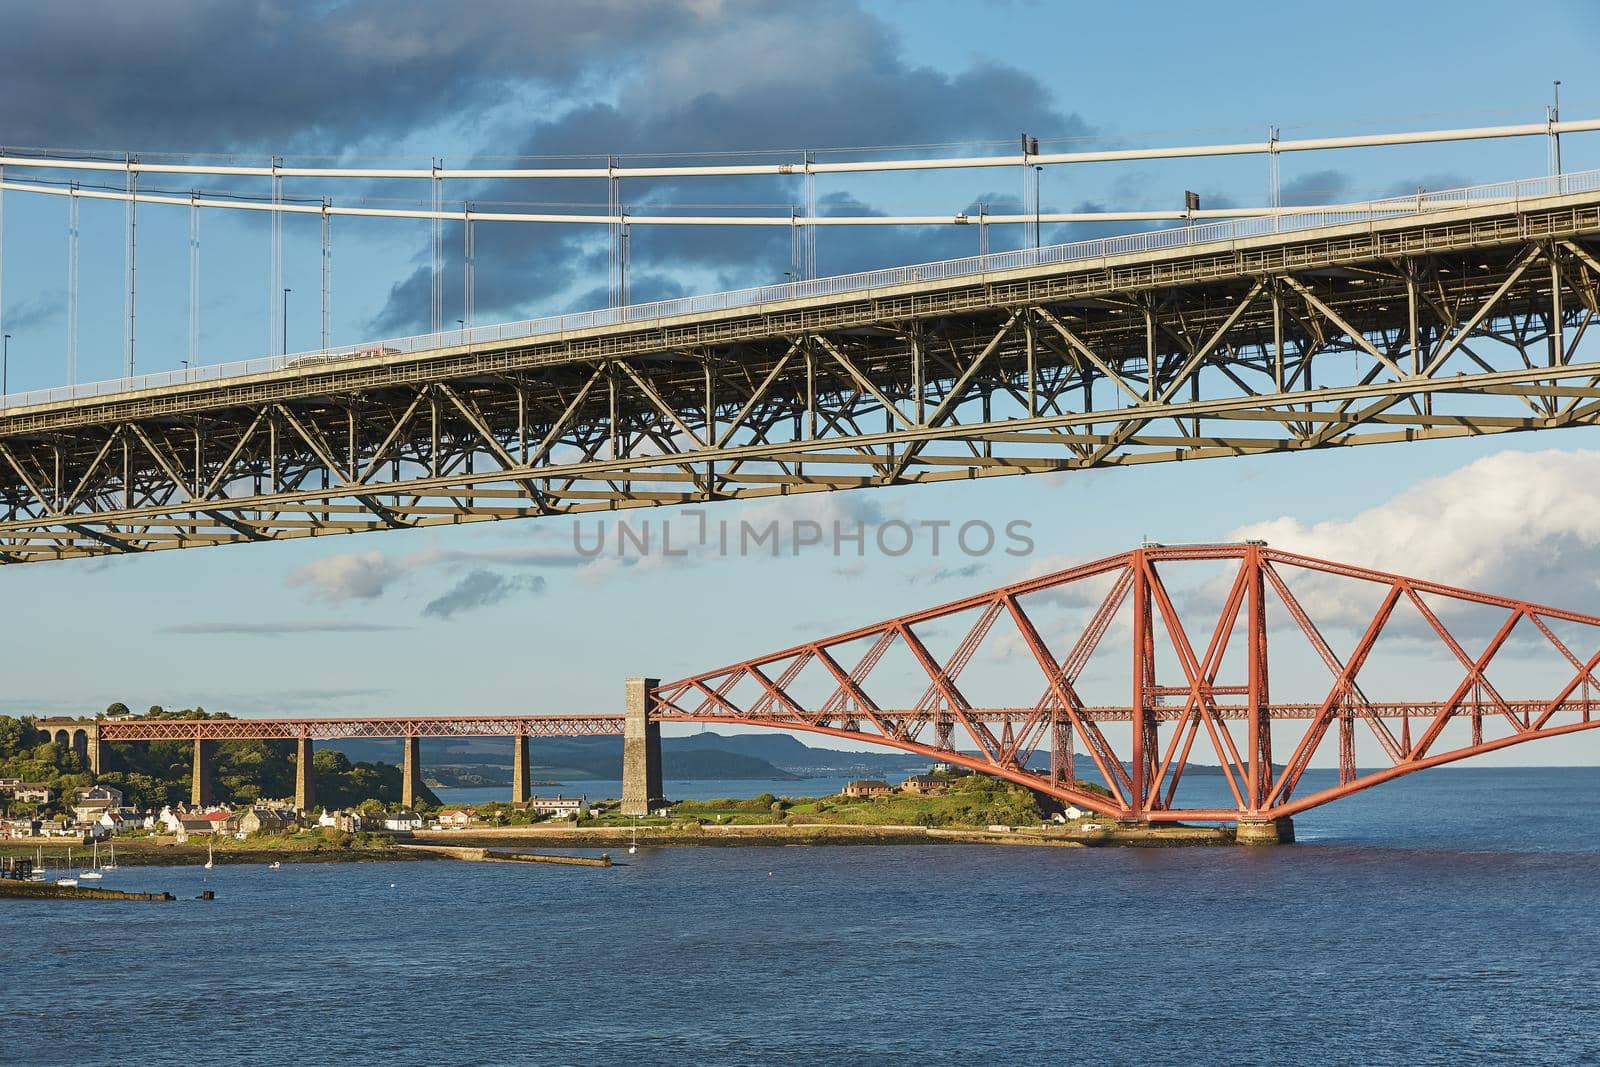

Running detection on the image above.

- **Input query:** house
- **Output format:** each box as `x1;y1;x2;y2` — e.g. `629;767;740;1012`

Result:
75;786;124;808
527;795;587;819
1062;805;1086;821
173;810;237;842
899;774;947;796
317;809;370;833
9;783;56;804
381;811;423;832
237;808;298;836
842;780;891;798
437;809;476;829
72;786;125;824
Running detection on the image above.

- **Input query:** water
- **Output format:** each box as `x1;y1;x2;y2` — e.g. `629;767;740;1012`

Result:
5;767;1600;1065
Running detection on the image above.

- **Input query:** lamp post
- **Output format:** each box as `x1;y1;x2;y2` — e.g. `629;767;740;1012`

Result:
282;288;291;356
1034;165;1043;251
457;319;466;344
2;334;9;395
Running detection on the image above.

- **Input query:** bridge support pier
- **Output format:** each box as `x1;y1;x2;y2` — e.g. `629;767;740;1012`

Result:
1235;816;1295;846
511;735;530;805
621;677;664;816
401;735;423;811
85;726;102;777
294;737;316;813
191;740;215;808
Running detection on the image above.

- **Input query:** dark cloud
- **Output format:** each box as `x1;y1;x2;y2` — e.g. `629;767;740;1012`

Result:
1279;169;1351;206
2;292;63;335
1378;172;1474;199
162;620;408;636
369;4;1089;332
0;1;741;149
422;569;546;620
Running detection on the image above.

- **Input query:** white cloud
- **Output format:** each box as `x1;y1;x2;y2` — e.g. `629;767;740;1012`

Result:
286;550;404;603
1231;448;1600;632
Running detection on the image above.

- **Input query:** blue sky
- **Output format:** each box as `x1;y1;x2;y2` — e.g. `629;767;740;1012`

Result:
2;0;1599;767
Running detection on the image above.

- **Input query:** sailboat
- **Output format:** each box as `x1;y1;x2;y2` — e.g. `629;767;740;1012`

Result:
79;840;104;880
203;841;214;870
56;846;78;887
628;816;638;855
101;841;118;872
28;845;46;881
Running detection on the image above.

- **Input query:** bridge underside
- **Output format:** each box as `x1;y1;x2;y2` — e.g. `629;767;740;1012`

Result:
1;195;1598;562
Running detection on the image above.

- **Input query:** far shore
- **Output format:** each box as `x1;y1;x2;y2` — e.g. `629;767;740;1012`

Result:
0;820;1235;868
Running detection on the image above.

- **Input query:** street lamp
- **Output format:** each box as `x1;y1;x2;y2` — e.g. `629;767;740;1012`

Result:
282;288;292;356
1034;165;1043;251
2;334;9;395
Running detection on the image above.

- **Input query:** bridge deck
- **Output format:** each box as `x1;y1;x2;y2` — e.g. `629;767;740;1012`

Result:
3;171;1599;562
92;701;1599;741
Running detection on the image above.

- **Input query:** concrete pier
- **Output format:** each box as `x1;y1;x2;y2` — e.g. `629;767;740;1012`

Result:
191;739;215;807
621;677;664;816
511;735;530;805
294;737;316;813
1235;816;1295;846
401;735;423;810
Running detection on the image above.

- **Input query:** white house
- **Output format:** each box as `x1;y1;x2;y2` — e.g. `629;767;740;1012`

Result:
527;795;588;819
381;811;422;832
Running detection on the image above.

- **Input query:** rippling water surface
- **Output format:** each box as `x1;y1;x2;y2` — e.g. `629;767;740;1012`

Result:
4;767;1600;1065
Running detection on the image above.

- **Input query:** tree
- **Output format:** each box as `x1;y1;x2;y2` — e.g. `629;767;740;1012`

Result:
105;702;130;718
0;716;27;760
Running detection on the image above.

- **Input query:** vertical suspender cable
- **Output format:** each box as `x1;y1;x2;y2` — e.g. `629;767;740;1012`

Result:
607;156;620;307
1268;125;1281;232
269;157;283;356
320;199;331;353
804;149;816;279
188;192;200;370
620;208;630;308
125;156;137;379
790;207;800;280
0;155;5;383
0;155;4;383
67;186;79;385
430;158;442;335
463;202;474;330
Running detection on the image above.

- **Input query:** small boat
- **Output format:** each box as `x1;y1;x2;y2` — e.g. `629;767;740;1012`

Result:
628;816;638;855
101;842;118;872
55;877;79;887
203;842;214;871
80;840;104;880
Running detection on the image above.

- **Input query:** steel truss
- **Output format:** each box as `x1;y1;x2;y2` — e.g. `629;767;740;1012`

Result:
92;543;1600;821
652;544;1600;821
2;193;1600;563
98;715;625;742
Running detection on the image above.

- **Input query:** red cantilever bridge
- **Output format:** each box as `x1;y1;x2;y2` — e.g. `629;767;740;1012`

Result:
74;543;1600;842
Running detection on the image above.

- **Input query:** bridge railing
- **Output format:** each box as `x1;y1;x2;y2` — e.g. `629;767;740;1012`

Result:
4;167;1597;412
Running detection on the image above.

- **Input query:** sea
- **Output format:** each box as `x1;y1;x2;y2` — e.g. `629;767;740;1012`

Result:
3;766;1600;1065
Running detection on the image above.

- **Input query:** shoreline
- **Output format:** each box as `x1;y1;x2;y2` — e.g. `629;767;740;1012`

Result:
0;821;1236;867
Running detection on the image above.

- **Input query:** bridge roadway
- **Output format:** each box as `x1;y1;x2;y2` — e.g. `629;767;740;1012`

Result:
2;173;1599;563
88;702;1594;740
